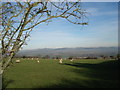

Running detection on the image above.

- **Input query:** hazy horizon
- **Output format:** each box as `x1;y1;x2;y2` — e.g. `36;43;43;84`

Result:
18;47;118;58
21;46;118;51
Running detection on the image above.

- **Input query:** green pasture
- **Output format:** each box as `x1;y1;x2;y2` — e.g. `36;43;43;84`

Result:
2;59;120;88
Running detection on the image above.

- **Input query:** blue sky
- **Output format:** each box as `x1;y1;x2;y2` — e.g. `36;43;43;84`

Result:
23;2;118;50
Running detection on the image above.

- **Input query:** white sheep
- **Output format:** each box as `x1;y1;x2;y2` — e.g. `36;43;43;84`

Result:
16;60;20;63
37;60;40;63
70;59;74;62
59;58;63;64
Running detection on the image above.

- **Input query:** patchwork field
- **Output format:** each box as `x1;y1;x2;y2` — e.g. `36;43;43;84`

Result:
3;59;120;88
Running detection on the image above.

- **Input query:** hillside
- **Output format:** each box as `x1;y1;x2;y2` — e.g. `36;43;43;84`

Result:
16;47;118;58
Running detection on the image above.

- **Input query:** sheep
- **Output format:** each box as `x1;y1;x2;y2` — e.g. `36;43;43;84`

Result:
59;58;63;64
15;60;20;63
37;60;40;63
70;59;74;62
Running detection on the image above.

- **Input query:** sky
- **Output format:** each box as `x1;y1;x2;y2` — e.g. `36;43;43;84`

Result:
23;2;118;50
1;0;119;2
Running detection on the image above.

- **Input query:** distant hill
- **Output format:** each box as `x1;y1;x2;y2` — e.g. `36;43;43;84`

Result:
16;47;118;58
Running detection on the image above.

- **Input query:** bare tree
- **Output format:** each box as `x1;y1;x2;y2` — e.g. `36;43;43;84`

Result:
0;0;88;74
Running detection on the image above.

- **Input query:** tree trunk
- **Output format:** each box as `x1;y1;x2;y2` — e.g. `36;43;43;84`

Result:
0;63;3;90
0;53;13;74
2;57;13;73
0;73;2;90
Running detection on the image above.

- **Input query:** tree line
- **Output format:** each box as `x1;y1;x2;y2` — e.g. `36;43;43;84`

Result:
14;54;120;60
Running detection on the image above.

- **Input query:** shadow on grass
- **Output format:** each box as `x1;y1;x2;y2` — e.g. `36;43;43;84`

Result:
36;60;120;88
2;76;15;89
64;60;120;81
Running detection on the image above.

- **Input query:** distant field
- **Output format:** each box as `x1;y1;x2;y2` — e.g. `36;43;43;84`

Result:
3;58;120;88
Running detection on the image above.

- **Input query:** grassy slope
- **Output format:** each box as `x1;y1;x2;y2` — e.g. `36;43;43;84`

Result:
3;59;120;88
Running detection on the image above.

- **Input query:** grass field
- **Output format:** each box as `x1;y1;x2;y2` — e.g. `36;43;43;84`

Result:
3;59;120;88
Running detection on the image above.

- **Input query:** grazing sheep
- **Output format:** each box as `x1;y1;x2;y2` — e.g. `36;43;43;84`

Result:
37;60;40;63
70;59;74;62
59;58;63;64
16;60;20;63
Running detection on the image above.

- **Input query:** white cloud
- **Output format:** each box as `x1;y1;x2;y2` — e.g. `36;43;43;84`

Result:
86;8;98;13
86;7;118;17
96;11;118;16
